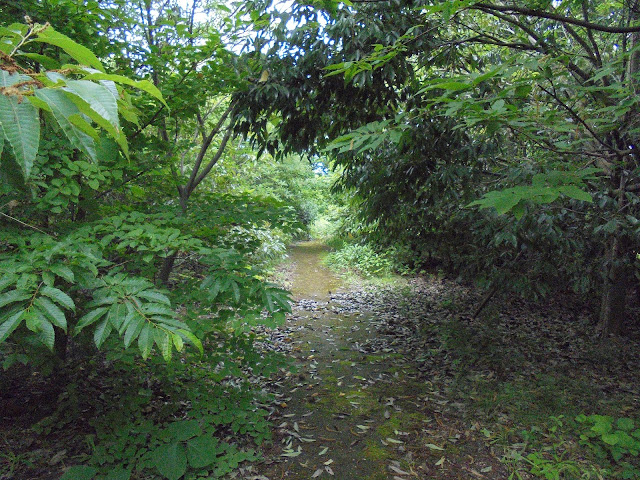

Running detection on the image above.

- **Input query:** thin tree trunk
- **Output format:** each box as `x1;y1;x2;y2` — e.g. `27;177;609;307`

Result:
598;237;629;336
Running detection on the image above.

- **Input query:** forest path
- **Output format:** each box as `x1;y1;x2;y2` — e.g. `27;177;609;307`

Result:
254;241;505;480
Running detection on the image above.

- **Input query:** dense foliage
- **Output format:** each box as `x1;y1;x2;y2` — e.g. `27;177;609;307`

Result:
235;0;640;335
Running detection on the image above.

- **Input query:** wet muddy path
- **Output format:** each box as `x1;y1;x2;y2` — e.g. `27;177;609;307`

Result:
256;241;505;480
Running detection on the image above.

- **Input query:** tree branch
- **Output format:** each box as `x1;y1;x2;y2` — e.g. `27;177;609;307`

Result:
474;3;640;33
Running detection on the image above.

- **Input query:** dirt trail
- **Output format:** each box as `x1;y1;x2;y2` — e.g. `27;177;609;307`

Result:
256;241;504;480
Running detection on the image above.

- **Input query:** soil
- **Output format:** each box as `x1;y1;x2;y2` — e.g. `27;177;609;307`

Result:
243;241;640;480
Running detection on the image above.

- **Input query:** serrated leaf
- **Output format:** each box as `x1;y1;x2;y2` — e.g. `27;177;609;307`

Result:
34;297;67;331
172;332;184;352
64;80;119;128
124;314;145;347
17;52;60;70
65;91;128;158
41;286;75;311
34;28;104;72
106;302;127;330
81;73;167;106
93;317;113;348
49;264;75;283
36;87;99;160
154;328;172;361
24;308;42;332
0;310;24;343
136;290;171;305
187;435;219;469
138;323;154;359
37;316;55;351
75;307;108;333
0;90;39;178
152;443;187;480
178;328;203;355
0;290;30;309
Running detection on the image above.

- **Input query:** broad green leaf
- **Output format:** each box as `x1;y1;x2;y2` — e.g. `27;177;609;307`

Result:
34;297;67;331
93;317;113;348
152;443;187;480
0;290;30;309
35;88;97;160
104;467;131;480
0;70;31;87
81;73;167;106
0;91;39;178
59;465;98;480
172;332;184;352
166;420;202;442
154;328;172;361
41;286;75;311
0;310;24;343
34;28;104;72
25;308;42;332
64;80;119;128
187;435;219;469
75;307;108;333
106;302;127;330
559;185;592;202
37;317;55;351
17;52;60;70
178;329;203;355
138;323;154;359
65;92;129;158
68;114;100;141
136;290;171;305
124;314;145;347
49;264;75;283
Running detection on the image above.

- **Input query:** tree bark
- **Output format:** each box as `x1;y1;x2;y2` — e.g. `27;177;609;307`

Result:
598;237;629;336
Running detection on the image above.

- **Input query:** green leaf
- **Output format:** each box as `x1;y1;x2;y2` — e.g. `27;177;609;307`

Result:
64;80;119;128
65;92;128;158
106;302;127;330
0;310;24;343
166;420;202;442
34;28;104;72
49;264;75;283
37;317;55;351
34;297;67;331
124;314;144;348
93;317;113;348
0;290;30;309
136;290;171;305
617;418;635;432
81;73;167;106
559;185;593;203
75;307;108;333
138;323;154;359
35;88;97;161
103;468;131;480
41;286;75;311
187;435;219;469
177;329;203;355
0;88;40;178
152;443;187;480
60;465;98;480
17;52;60;70
154;328;172;361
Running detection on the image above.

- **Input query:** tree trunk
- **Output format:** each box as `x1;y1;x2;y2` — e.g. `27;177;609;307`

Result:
157;189;189;286
598;237;629;336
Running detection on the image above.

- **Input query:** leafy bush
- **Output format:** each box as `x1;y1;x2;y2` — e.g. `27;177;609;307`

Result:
325;242;394;277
